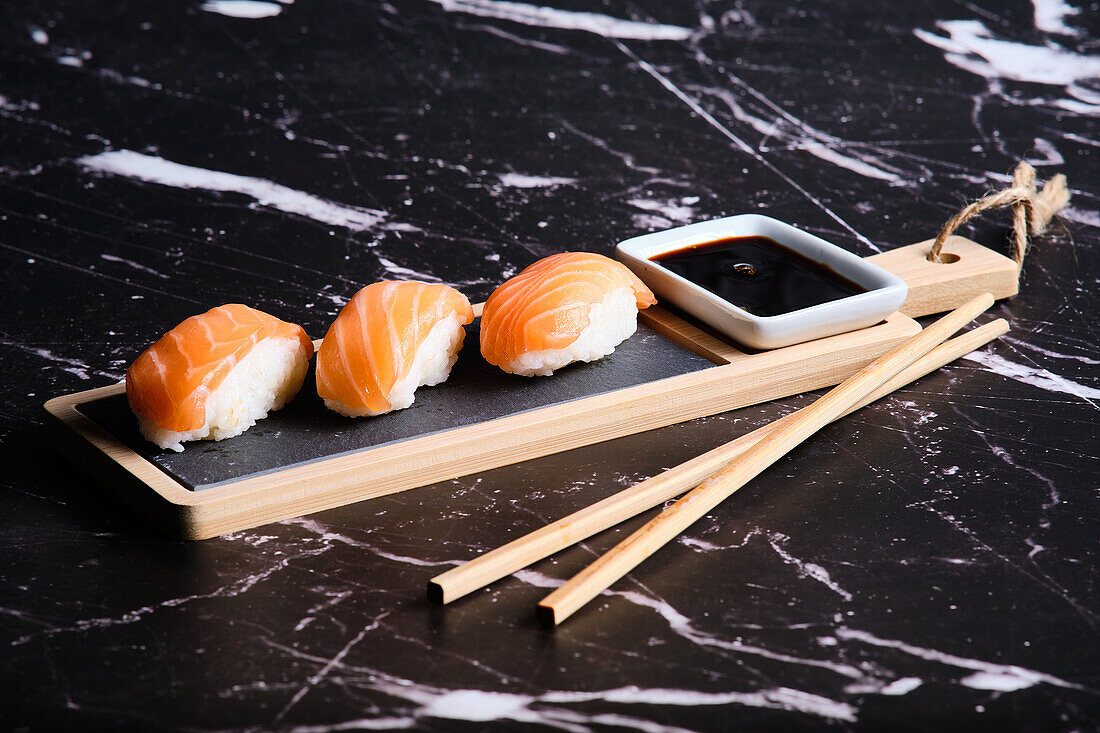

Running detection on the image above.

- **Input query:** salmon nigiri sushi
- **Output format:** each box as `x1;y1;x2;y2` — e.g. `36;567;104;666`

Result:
315;281;474;417
126;304;314;452
480;252;656;376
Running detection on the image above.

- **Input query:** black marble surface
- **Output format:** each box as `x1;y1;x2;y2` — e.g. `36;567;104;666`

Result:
2;0;1098;730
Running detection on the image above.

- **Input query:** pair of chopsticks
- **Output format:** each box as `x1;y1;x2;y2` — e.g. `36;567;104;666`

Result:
429;294;1006;625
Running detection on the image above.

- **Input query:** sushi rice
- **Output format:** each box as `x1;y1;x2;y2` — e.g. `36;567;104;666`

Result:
137;336;311;452
315;280;475;417
322;313;468;417
479;252;656;377
504;287;640;376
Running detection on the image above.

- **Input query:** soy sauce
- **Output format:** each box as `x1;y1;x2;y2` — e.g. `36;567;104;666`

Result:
651;235;866;317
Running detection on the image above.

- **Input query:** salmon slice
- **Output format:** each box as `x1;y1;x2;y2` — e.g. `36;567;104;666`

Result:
126;304;314;434
315;281;475;416
480;252;655;373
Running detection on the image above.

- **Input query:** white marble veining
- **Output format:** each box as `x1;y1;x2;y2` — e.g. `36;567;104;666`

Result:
201;0;285;19
428;0;693;41
964;350;1100;404
915;18;1100;114
77;150;389;231
3;0;1097;729
498;172;578;188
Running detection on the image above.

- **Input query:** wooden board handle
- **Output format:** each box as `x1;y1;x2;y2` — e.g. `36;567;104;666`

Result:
867;236;1018;318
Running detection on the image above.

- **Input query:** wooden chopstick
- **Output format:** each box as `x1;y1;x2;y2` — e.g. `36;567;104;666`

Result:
428;315;1008;606
536;293;995;625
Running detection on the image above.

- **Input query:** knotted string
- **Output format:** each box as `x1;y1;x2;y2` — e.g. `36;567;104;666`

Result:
927;162;1071;268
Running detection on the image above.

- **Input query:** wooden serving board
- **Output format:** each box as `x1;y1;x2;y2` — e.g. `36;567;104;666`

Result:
43;235;1015;539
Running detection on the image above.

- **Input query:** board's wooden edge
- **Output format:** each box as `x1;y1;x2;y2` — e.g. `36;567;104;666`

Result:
43;310;918;540
44;385;205;537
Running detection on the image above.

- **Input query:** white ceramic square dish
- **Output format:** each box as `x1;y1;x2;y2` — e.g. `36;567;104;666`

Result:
615;215;908;350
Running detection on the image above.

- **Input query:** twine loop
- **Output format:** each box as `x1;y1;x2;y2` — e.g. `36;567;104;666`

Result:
927;161;1070;268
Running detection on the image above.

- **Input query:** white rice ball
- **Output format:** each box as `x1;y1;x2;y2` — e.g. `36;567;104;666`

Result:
505;286;640;377
322;314;467;418
137;336;311;452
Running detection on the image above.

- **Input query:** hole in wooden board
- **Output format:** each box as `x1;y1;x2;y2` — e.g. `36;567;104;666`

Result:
936;252;962;264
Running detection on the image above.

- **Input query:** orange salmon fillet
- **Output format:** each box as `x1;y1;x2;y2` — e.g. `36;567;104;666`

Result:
126;304;314;432
479;252;655;369
315;281;475;414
